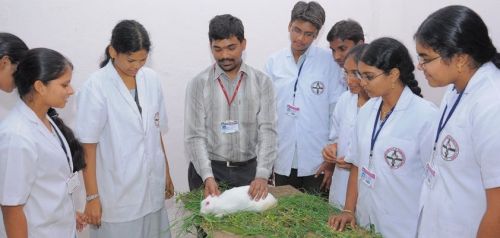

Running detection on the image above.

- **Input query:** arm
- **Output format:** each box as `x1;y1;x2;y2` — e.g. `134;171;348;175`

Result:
81;143;101;226
477;187;500;237
328;165;358;231
1;205;27;238
160;135;174;199
249;76;278;200
184;76;218;197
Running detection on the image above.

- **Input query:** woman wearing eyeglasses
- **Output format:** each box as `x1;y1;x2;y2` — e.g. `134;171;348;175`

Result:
415;5;500;238
328;37;437;238
322;44;368;209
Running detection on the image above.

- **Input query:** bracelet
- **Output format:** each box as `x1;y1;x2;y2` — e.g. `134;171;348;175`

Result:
86;193;99;202
341;209;354;215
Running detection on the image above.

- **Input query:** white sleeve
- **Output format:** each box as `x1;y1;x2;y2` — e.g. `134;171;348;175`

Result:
158;80;169;134
327;62;346;105
328;93;346;144
473;102;500;189
75;79;107;143
0;133;37;205
345;119;360;167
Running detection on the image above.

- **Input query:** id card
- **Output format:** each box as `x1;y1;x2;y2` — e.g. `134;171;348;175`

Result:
220;120;239;134
425;162;438;189
286;104;300;117
66;172;80;194
361;167;376;188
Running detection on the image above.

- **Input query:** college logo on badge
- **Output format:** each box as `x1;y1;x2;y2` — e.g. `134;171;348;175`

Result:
441;135;459;161
384;147;406;169
154;112;160;128
311;81;325;95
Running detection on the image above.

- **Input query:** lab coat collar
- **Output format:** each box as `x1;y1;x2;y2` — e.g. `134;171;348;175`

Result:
371;86;414;113
104;61;146;128
15;100;73;170
463;62;496;94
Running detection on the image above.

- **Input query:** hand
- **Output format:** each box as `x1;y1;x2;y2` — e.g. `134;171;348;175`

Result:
84;198;102;227
315;161;335;191
322;144;338;164
203;177;221;198
336;156;352;169
165;175;175;199
249;178;268;201
328;211;356;232
76;212;87;232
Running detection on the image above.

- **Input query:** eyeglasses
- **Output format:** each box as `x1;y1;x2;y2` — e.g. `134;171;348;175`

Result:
343;70;361;80
417;55;441;69
358;71;385;81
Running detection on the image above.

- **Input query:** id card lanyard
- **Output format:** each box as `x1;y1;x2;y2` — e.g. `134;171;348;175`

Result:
431;90;464;164
369;101;395;169
292;57;307;105
215;66;244;120
50;123;73;173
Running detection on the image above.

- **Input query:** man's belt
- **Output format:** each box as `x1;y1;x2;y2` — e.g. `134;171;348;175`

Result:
211;158;256;168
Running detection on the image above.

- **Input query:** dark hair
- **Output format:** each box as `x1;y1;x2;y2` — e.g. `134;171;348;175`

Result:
290;1;325;31
360;37;423;97
326;19;365;43
0;32;28;64
208;14;245;43
14;48;85;172
100;20;151;68
415;5;500;69
344;43;368;64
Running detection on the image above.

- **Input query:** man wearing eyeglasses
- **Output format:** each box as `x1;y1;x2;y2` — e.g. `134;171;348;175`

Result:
265;1;345;195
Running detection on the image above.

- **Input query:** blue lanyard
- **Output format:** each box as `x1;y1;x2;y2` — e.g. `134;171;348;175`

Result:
433;90;464;150
370;102;395;160
292;57;306;105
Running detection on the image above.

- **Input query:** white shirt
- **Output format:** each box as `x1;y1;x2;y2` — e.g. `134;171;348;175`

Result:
328;91;360;208
76;62;169;223
265;46;345;176
418;62;500;237
347;87;437;238
0;100;76;238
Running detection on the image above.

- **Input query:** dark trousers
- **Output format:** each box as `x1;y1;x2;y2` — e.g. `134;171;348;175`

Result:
188;159;257;191
274;168;328;197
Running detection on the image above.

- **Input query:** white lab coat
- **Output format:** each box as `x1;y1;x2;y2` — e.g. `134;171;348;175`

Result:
418;62;500;237
0;100;76;238
75;62;169;223
328;91;360;208
347;87;437;238
265;46;345;176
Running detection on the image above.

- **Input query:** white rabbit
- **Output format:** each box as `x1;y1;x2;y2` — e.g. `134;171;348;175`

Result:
199;185;277;217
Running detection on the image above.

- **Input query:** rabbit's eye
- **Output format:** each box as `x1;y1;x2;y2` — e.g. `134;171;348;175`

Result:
205;201;210;205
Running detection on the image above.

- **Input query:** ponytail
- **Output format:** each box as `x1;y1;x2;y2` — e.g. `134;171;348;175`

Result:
402;72;423;97
493;53;500;69
99;45;111;68
48;108;86;172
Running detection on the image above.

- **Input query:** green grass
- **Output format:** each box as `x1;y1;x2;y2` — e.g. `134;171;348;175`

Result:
174;189;382;238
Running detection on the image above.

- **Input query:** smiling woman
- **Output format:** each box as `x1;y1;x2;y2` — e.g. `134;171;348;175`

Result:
414;5;500;238
0;48;86;238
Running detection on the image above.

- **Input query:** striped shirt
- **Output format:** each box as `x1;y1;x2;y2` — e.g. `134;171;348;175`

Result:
184;62;278;181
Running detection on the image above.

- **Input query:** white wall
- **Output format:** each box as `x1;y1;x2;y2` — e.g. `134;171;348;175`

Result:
1;0;499;194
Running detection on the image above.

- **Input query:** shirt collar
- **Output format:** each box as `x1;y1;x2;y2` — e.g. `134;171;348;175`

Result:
212;62;248;81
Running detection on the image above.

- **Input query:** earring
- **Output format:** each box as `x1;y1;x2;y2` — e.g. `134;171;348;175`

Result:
391;81;395;89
